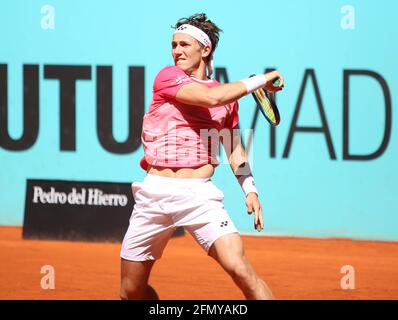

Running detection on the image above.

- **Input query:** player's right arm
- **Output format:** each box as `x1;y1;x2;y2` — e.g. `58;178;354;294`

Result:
176;69;283;108
176;81;247;108
154;66;283;109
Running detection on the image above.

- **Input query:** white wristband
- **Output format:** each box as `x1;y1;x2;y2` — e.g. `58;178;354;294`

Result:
240;74;267;94
238;175;258;197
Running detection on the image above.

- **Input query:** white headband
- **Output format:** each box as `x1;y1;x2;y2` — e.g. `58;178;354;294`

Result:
174;24;212;48
174;24;214;77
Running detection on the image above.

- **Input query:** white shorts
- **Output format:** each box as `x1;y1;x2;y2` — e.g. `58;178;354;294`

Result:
120;174;238;261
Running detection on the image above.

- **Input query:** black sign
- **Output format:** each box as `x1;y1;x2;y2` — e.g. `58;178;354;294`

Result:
23;179;184;242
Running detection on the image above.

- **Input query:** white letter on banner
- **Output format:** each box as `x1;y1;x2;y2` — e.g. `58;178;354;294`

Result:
32;186;43;203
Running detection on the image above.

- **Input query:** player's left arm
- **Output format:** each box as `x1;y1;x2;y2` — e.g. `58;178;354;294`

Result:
221;128;264;231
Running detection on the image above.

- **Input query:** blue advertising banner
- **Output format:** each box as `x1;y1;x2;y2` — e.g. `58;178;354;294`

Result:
0;0;397;240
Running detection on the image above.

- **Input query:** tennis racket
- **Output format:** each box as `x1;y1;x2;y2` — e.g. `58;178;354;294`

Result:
250;75;281;126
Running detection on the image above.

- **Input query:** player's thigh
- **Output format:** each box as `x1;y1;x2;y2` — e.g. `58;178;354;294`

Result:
208;232;246;272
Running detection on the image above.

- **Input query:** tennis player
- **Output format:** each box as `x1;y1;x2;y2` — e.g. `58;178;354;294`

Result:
120;13;284;300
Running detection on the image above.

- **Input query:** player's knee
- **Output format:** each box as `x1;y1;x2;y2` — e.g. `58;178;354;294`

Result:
230;262;263;295
120;278;146;300
230;261;254;284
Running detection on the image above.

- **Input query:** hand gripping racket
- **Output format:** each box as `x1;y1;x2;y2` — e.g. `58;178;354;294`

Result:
250;75;281;126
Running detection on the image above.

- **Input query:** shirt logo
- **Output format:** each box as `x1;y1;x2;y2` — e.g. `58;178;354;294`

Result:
173;75;190;85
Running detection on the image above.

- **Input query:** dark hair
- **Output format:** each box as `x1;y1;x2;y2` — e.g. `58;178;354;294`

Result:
174;13;222;58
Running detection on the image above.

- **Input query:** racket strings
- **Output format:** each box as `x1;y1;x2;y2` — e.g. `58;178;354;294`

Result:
254;89;276;123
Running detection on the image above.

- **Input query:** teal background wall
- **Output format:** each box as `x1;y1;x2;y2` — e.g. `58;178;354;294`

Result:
1;0;397;240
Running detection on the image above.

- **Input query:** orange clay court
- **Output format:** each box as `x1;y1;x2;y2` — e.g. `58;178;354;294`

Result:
0;226;397;300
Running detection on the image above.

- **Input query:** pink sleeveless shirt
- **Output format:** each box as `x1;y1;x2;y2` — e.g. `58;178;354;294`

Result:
140;66;239;171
